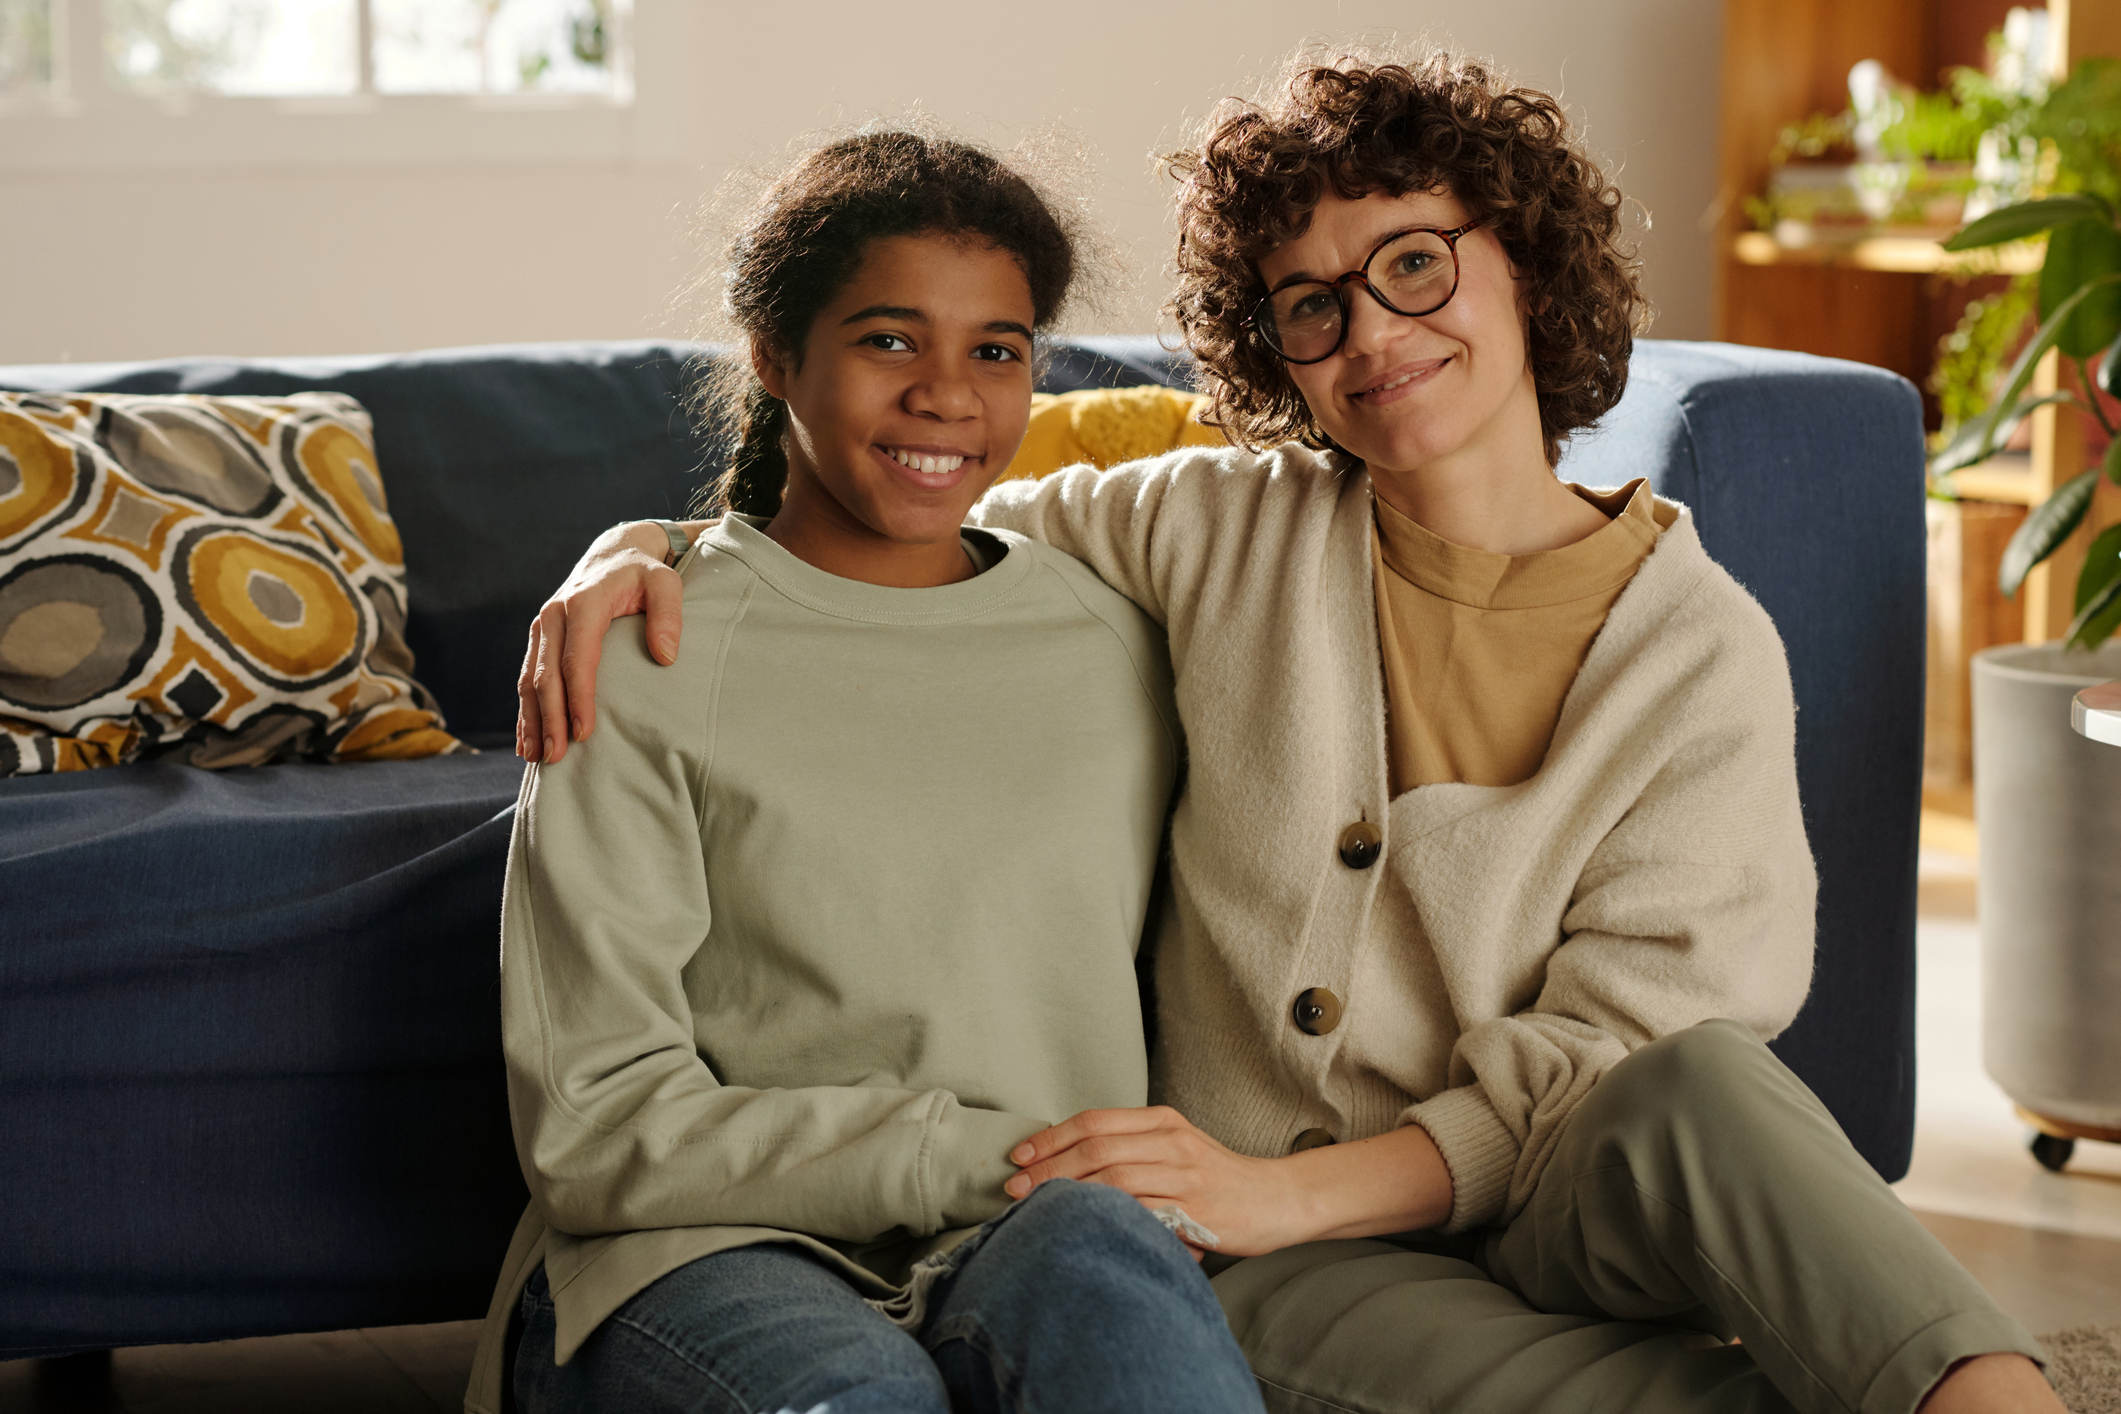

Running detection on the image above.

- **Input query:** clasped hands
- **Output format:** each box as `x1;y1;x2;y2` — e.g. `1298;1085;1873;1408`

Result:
1004;1106;1314;1260
1004;1104;1455;1260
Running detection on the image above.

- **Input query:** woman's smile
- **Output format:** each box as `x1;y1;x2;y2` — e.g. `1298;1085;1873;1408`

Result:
1346;356;1453;408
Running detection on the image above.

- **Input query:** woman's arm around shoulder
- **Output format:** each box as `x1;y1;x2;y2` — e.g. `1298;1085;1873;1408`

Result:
516;519;706;764
969;442;1331;626
515;443;1336;757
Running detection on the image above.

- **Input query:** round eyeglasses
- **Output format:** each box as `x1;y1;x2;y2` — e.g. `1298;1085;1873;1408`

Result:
1248;220;1485;365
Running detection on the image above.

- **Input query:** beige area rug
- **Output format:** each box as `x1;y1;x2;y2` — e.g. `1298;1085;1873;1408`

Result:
2046;1327;2121;1414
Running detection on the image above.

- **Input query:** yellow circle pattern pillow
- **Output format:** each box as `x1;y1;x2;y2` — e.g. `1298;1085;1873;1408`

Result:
0;391;462;775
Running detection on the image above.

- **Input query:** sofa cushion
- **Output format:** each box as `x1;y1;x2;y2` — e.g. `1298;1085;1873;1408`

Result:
0;391;460;774
999;386;1225;484
0;343;713;745
0;751;529;1355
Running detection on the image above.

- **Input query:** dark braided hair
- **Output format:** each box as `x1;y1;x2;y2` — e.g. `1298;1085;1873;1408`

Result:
699;130;1080;516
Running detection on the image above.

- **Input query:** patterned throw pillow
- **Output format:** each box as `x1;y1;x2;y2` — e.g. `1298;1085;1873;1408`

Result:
0;391;463;775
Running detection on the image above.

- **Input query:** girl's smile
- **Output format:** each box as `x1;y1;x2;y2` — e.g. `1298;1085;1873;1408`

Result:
877;443;975;483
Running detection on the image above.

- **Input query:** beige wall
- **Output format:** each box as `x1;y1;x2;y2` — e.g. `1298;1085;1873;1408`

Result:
0;0;1724;366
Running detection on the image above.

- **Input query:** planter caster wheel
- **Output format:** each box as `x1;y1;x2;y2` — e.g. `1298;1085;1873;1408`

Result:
2030;1132;2076;1172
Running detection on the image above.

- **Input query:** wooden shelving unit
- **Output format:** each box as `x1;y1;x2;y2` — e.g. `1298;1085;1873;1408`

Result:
1730;231;2042;275
1713;0;1936;384
1942;451;2037;504
1714;0;2119;855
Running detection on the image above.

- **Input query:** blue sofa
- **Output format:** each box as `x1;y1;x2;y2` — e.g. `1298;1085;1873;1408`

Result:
0;337;1925;1359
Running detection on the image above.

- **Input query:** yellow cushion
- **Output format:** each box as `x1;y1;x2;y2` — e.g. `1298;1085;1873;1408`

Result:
996;386;1226;485
0;391;463;774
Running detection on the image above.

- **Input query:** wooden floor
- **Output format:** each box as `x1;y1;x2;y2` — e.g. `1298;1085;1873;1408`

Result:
1917;1211;2121;1336
5;853;2119;1413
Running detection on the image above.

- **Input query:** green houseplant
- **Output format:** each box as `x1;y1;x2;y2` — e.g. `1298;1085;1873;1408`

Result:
1931;60;2121;1178
1931;58;2121;648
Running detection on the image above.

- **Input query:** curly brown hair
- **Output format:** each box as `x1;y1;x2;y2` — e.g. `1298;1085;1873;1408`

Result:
1165;50;1647;466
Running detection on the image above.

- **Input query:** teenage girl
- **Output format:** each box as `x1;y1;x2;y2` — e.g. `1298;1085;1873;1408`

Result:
513;57;2059;1414
467;131;1266;1414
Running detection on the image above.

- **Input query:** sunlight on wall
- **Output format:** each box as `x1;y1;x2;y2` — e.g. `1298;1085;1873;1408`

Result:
0;0;1721;365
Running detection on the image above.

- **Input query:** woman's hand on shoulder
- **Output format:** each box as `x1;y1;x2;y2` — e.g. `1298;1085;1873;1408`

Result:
516;520;703;762
1004;1106;1313;1259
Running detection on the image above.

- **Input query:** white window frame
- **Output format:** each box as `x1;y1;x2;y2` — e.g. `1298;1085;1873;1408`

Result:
0;0;687;170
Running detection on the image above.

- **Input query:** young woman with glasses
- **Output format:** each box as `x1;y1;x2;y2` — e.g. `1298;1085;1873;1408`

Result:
511;53;2056;1414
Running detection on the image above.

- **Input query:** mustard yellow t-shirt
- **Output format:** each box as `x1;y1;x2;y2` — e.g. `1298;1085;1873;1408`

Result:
1373;479;1660;792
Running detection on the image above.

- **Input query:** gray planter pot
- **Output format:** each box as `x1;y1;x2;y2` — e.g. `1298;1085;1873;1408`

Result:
1973;641;2121;1131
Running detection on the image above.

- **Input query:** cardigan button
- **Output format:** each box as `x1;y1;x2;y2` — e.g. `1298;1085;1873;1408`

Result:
1292;987;1342;1035
1337;821;1382;869
1291;1128;1337;1153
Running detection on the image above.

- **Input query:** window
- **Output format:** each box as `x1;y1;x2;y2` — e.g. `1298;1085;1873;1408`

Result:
0;0;682;169
0;0;57;98
98;0;619;98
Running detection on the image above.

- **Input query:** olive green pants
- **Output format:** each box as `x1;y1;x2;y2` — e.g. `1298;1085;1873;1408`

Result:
1212;1021;2042;1414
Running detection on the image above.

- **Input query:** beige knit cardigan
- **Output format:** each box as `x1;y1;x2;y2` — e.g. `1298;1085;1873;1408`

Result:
970;446;1818;1231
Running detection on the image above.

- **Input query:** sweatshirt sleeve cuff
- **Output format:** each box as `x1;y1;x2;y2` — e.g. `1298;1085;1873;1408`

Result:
925;1101;1048;1231
1404;1084;1520;1233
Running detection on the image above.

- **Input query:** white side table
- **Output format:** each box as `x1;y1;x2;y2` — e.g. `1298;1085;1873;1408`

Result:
2071;680;2121;746
2021;678;2121;1170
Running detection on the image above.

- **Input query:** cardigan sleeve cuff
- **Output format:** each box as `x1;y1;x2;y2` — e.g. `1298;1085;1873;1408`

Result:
1404;1084;1520;1233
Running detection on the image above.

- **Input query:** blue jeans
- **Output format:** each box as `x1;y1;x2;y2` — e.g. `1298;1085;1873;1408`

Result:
515;1178;1267;1414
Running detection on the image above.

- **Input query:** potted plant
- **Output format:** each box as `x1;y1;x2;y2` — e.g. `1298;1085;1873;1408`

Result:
1931;58;2121;632
1926;56;2121;1174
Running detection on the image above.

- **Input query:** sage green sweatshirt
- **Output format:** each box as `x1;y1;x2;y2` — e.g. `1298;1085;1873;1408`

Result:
465;516;1179;1413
